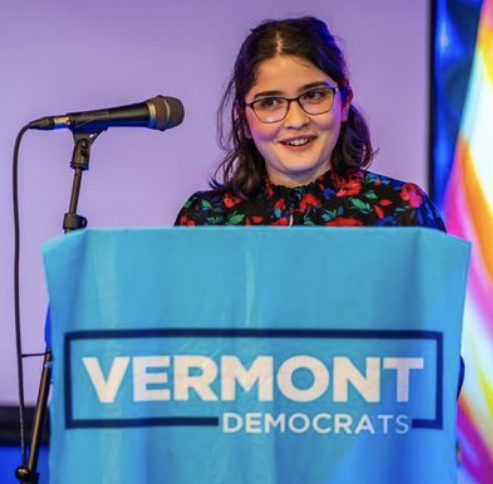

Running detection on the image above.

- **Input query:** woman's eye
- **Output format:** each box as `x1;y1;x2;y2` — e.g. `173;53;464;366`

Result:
256;97;283;110
302;89;330;102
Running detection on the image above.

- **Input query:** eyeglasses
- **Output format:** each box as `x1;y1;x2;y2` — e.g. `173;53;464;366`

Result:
244;87;340;124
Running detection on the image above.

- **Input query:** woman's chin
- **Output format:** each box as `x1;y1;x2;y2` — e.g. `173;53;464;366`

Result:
269;163;330;186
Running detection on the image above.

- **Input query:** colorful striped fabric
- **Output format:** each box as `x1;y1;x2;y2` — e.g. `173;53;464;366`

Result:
443;0;493;482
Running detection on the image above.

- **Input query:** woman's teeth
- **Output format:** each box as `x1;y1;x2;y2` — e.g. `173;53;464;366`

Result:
282;137;313;146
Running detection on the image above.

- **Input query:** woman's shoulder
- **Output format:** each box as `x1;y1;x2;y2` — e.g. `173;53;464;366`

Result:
353;169;421;190
174;187;244;226
346;169;446;231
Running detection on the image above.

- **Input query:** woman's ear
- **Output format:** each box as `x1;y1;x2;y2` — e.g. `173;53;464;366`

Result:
342;87;353;122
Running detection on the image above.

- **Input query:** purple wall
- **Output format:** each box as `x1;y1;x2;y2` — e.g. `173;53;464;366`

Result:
0;0;429;404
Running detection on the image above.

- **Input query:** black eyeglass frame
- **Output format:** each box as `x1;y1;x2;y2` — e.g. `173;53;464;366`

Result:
243;87;342;124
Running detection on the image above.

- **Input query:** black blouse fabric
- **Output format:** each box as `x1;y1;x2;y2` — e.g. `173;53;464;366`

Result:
175;169;446;231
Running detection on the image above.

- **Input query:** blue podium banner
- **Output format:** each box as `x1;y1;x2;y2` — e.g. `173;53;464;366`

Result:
42;227;470;484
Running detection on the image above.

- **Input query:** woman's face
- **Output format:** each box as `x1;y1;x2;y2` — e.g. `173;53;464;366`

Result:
244;55;350;187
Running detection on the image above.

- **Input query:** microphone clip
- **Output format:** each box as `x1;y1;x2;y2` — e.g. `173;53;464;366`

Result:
70;131;102;171
63;131;102;233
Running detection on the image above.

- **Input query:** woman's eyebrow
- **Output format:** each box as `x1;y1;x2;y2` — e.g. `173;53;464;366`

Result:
300;81;333;91
252;90;283;100
252;82;333;100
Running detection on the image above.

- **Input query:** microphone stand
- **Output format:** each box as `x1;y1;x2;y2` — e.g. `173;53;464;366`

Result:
16;130;103;484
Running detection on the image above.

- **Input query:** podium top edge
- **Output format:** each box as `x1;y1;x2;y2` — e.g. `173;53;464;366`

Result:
41;225;471;254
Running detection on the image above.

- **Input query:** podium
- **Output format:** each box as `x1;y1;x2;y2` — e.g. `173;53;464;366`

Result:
42;227;470;484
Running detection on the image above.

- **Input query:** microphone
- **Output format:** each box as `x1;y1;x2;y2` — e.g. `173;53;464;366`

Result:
28;95;184;133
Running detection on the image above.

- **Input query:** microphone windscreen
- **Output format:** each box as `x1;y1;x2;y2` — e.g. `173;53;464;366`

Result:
152;96;184;131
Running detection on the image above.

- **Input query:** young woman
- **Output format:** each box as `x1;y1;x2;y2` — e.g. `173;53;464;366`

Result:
175;16;445;230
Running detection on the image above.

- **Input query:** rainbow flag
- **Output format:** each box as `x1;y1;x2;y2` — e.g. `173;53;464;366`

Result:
443;0;493;482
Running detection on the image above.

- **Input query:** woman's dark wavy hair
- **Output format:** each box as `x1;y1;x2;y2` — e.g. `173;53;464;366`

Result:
212;16;374;197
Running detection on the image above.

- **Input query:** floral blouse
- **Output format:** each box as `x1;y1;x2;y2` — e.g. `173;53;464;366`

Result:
175;169;445;231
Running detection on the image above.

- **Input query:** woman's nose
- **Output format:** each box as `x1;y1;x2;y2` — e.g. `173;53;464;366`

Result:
283;100;310;128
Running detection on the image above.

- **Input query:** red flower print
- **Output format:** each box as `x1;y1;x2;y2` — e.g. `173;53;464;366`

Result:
264;180;274;198
379;199;392;206
331;174;362;197
330;173;346;188
299;193;320;212
224;194;242;209
326;217;364;226
374;205;384;219
179;216;195;226
274;199;286;210
272;217;289;226
400;183;423;209
252;216;264;224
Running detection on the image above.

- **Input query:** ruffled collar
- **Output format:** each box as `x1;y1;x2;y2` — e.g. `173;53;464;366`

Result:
262;168;363;199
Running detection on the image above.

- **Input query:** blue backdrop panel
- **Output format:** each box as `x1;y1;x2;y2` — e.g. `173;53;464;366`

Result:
42;228;470;484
